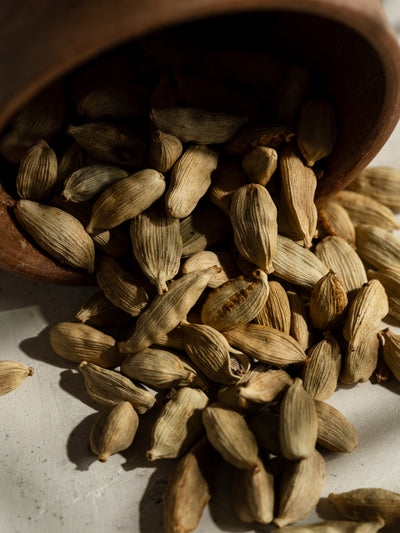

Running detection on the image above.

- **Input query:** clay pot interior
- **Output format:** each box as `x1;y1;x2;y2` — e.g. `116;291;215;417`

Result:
0;8;397;284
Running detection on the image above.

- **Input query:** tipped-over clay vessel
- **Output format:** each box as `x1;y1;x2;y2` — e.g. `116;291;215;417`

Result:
1;0;400;284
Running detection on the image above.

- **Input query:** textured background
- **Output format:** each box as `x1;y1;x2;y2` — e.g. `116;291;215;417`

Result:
1;2;400;531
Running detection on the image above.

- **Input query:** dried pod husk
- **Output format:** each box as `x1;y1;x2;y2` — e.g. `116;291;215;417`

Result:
279;519;384;532
120;348;207;389
119;266;221;354
89;401;139;462
77;81;150;120
67;122;147;167
61;164;130;203
255;280;291;333
201;269;269;331
163;438;217;533
0;82;66;163
273;234;329;290
237;368;293;408
180;206;231;257
223;323;308;366
335;190;400;231
288;291;313;352
225;121;295;155
303;334;341;400
92;225;130;258
231;457;274;524
149;106;247;144
86;169;166;233
181;250;240;289
208;159;248;216
230;184;277;273
246;409;281;455
16;140;58;201
356;224;400;270
210;50;287;89
14;200;95;273
368;267;400;321
380;328;400;382
182;323;250;385
148;130;183;173
296;98;337;167
0;361;34;396
271;65;310;124
309;270;348;330
317;201;356;245
166;144;219;219
328;488;400;527
314;399;358;453
153;326;186;351
78;361;155;414
279;378;318;460
147;387;209;460
57;142;87;183
130;204;182;294
342;280;388;383
202;403;259;471
75;290;132;328
315;235;367;298
242;146;278;186
95;256;148;317
279;143;318;248
347;165;400;211
274;450;326;528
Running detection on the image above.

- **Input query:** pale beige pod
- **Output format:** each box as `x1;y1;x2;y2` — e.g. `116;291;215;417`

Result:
86;169;166;233
279;143;318;248
119;266;220;354
288;291;313;352
0;361;34;397
273;234;329;290
163;438;216;533
201;270;269;332
356;224;400;270
368;267;400;321
314;400;359;454
279;519;385;532
49;322;122;368
16;140;58;201
208;159;248;216
149;106;248;144
182;323;250;385
147;387;209;461
14;200;95;273
166;144;219;219
61;164;130;202
303;334;341;400
347;165;400;211
279;378;318;461
296;98;337;167
223;324;308;366
236;368;293;408
255;280;291;333
202;403;259;471
241;146;278;186
328;489;400;527
230;183;277;273
120;348;207;390
274;450;326;528
148;130;183;173
334;190;400;231
89;401;139;462
95;256;149;317
317;201;356;245
231;457;274;524
380;328;400;382
309;271;348;331
181;250;240;289
78;361;156;414
130;203;182;294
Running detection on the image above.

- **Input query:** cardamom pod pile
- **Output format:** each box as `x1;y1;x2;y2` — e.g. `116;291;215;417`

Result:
1;27;400;532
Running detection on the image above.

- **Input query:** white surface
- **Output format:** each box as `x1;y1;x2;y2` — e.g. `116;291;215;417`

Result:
2;3;400;532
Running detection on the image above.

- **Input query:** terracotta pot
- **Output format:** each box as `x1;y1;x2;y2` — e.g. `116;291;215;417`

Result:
1;0;400;284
